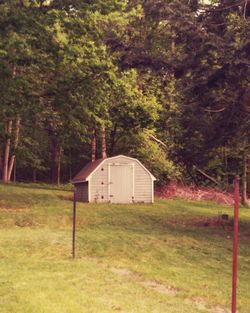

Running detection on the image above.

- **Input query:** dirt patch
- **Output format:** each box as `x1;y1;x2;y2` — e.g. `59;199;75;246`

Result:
89;260;231;313
142;280;178;295
185;298;230;313
109;266;178;296
156;182;234;205
108;266;230;312
109;267;133;277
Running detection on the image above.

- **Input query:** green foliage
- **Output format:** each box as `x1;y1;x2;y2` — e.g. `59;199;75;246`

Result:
109;70;160;130
111;131;181;185
0;0;249;189
136;133;181;184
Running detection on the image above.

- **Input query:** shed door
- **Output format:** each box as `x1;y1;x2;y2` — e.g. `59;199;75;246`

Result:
109;164;134;203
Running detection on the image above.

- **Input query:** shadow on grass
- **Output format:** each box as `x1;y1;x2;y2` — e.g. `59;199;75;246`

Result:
74;205;250;249
0;182;73;192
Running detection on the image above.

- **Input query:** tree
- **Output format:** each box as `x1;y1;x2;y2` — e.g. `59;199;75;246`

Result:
0;2;45;182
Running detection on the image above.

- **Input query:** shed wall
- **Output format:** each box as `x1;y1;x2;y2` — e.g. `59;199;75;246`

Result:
134;160;153;203
75;182;89;202
90;161;109;202
89;156;153;203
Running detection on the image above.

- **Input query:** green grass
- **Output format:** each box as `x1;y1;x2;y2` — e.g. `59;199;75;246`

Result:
0;183;250;313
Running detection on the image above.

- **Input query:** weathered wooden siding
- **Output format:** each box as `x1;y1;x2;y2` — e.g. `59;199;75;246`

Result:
75;182;88;202
89;156;154;203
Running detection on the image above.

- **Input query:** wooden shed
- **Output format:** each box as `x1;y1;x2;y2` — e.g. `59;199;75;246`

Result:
72;155;156;203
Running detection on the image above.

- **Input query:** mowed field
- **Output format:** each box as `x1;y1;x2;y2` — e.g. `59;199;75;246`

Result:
0;184;250;313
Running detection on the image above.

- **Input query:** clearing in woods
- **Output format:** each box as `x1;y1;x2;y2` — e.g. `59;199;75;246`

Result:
0;183;250;313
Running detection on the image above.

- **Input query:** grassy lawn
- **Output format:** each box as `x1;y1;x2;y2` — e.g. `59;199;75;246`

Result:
0;183;250;313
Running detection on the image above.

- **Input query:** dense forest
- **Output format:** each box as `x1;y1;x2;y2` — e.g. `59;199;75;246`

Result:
0;0;249;202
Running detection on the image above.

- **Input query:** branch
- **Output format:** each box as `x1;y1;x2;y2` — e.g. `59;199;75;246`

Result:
244;0;249;18
146;133;167;148
193;166;219;185
201;0;246;12
204;107;226;113
29;91;56;98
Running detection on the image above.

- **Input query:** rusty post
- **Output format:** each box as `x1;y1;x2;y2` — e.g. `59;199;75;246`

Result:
232;175;240;313
72;190;76;259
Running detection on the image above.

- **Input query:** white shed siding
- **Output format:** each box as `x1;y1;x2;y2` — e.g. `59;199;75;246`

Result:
89;156;154;203
89;161;109;202
134;162;153;203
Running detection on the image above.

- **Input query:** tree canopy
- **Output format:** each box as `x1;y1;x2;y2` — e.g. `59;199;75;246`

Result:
0;0;249;201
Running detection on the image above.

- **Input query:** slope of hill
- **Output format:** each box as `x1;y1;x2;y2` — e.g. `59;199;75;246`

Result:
0;183;250;313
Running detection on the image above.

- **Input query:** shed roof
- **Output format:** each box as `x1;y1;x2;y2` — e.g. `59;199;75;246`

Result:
72;158;103;183
72;155;156;183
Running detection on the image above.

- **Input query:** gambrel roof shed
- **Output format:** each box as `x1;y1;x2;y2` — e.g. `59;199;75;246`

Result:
72;155;156;204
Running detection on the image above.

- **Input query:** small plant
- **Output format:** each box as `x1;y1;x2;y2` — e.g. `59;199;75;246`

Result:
15;214;35;227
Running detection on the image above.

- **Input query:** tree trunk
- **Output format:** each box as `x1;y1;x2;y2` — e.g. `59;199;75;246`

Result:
2;120;13;183
51;138;61;185
0;148;2;177
91;129;97;162
47;117;62;185
171;32;176;55
7;156;15;182
32;167;37;183
109;125;117;156
224;147;229;190
58;147;61;185
101;127;107;159
13;159;16;183
7;117;21;182
242;150;249;206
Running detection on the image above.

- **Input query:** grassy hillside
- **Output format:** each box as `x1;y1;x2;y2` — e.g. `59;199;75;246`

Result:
0;184;250;313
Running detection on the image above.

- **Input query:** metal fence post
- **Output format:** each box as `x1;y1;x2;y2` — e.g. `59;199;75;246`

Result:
232;175;239;313
72;190;76;259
